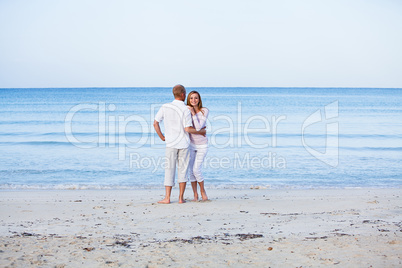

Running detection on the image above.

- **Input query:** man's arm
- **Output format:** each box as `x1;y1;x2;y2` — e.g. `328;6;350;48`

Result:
153;120;165;141
185;126;206;136
183;108;206;136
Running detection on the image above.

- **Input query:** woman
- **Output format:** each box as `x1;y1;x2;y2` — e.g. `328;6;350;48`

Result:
187;91;209;201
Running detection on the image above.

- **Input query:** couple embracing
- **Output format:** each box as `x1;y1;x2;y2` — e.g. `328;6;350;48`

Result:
153;85;209;204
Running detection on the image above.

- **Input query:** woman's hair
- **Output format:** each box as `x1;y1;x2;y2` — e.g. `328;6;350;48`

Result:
187;91;205;114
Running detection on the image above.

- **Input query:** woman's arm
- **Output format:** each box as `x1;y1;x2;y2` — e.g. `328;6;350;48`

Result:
192;108;209;131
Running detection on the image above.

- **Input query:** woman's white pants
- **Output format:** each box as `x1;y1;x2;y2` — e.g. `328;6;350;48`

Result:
188;145;208;182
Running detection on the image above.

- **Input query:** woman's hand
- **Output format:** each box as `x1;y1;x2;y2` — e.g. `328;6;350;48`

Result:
187;106;195;115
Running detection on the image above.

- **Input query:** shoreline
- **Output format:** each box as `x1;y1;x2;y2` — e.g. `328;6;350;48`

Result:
1;188;401;267
1;184;401;191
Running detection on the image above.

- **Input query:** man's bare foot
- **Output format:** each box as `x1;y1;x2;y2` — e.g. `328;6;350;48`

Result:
158;198;170;204
179;198;186;204
192;194;199;202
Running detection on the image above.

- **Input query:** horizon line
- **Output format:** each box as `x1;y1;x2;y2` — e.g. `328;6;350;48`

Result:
1;86;402;90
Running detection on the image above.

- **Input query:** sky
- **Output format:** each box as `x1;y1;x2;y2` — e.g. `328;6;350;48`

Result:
0;0;401;88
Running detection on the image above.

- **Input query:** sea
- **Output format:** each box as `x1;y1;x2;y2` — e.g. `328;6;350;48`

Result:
0;87;401;190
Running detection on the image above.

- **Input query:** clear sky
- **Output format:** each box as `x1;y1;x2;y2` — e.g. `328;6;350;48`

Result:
0;0;401;88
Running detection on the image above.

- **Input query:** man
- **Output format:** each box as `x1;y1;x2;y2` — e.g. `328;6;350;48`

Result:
154;85;206;204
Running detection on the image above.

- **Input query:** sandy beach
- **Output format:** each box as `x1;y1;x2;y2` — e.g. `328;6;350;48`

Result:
0;188;401;267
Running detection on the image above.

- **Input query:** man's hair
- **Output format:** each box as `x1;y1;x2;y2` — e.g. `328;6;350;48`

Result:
173;84;186;98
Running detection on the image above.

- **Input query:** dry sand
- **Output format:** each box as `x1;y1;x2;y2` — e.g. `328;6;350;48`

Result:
0;188;401;267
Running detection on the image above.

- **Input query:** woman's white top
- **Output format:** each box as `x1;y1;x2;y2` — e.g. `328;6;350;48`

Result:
189;107;209;148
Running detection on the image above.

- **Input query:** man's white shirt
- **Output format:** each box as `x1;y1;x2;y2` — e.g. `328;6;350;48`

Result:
155;100;192;149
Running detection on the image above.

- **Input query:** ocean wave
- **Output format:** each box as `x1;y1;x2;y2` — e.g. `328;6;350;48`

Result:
0;120;66;125
2;131;400;139
0;139;400;152
0;141;74;146
342;146;402;151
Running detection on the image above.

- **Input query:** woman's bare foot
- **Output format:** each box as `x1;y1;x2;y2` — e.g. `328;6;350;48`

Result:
201;191;208;201
191;182;198;202
158;198;170;204
179;198;186;204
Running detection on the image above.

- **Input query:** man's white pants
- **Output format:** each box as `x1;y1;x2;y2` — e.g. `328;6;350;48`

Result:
164;147;190;187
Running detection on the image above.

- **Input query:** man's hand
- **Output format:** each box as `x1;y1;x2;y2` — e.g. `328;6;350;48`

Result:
185;126;207;137
153;120;166;141
198;127;206;137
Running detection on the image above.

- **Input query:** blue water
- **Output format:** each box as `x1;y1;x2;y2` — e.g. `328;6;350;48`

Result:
0;87;401;189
